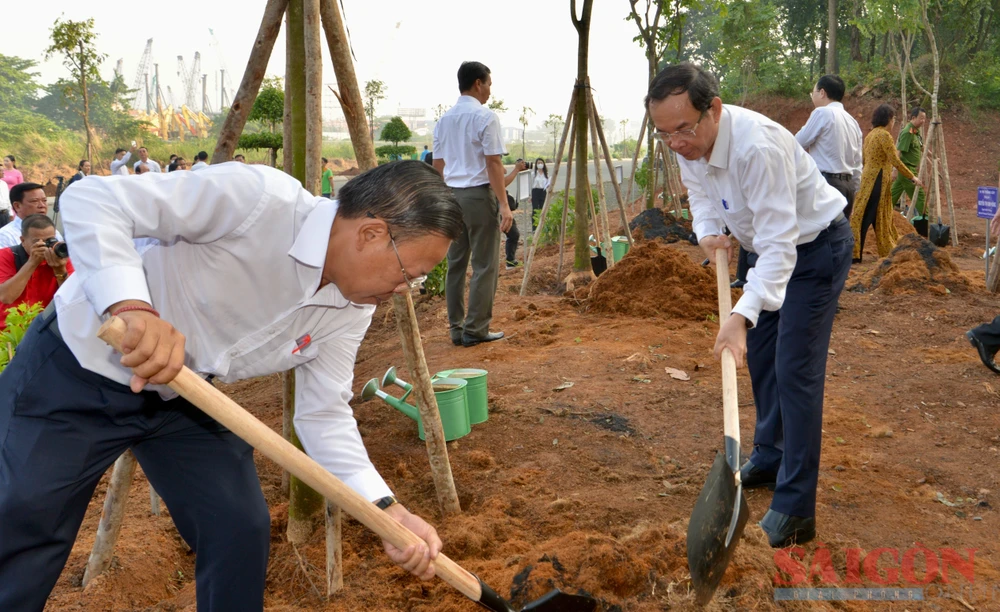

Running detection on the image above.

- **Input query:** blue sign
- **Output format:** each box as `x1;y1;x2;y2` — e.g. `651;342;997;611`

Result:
978;186;998;219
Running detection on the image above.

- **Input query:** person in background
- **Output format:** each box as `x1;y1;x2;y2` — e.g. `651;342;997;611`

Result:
0;176;10;227
0;214;72;329
420;145;431;162
66;160;91;188
168;154;178;166
850;104;923;262
136;164;151;175
191;151;209;171
133;147;162;173
110;146;137;176
530;158;550;230
322;157;335;198
432;61;514;348
168;158;189;172
2;156;24;190
890;106;927;213
0;183;63;249
235;154;246;163
504;160;528;269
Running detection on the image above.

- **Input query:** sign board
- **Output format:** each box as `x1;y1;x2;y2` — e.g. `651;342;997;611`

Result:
517;171;531;201
615;164;624;184
978;186;998;219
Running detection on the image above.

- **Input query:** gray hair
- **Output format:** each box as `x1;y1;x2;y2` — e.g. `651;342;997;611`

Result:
337;160;464;242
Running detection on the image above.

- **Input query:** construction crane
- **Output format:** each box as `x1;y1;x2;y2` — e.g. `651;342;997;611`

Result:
131;39;154;113
208;28;236;110
176;52;202;110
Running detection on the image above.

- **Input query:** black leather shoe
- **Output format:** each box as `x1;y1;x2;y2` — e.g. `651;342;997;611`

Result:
451;337;463;346
967;331;1000;374
759;509;816;548
740;460;777;490
730;279;747;289
462;331;505;347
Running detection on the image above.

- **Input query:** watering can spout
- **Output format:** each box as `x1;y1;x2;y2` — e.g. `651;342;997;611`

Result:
361;377;419;421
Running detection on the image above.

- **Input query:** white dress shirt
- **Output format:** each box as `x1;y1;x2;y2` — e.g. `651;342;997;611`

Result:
678;105;845;326
134;158;162;173
532;171;550;190
0;181;9;215
110;152;133;176
432;95;506;188
794;102;863;193
54;163;391;501
191;160;209;171
0;215;63;248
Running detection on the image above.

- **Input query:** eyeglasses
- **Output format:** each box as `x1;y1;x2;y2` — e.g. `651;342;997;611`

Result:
653;110;707;145
373;215;427;290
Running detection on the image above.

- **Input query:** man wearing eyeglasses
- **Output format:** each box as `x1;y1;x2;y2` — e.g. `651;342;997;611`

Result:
647;63;853;548
0;161;459;611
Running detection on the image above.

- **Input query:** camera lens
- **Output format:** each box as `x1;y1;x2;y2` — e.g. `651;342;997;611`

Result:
54;243;69;258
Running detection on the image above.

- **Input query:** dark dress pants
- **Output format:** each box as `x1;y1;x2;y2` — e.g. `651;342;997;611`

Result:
0;312;271;612
745;217;854;518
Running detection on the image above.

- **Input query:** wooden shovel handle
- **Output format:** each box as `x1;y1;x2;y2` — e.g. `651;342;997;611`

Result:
714;249;741;448
97;317;484;602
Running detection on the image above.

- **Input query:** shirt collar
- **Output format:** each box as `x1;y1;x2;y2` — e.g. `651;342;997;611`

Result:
456;94;482;107
828;101;844;111
708;106;732;170
288;197;336;268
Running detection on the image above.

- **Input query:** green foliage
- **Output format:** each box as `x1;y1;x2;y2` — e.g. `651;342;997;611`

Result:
364;80;386;138
45;18;105;84
960;51;1000;110
380;116;412;145
532;188;600;246
0;303;44;372
0;55;64;142
634;158;653;191
375;145;416;159
423;258;448;297
488;98;508;113
238;132;283;151
36;74;145;143
247;85;284;132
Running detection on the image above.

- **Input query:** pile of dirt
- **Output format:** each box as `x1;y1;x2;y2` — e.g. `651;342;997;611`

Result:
628;208;696;244
849;233;975;295
586;241;730;320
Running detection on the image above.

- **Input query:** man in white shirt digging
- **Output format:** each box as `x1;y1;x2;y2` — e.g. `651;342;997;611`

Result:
647;63;853;548
0;161;456;611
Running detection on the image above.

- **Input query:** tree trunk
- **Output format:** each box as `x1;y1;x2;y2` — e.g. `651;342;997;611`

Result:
572;0;595;274
212;0;288;164
304;0;323;195
827;0;838;74
819;28;828;74
849;1;863;63
283;13;294;174
320;0;377;171
645;55;657;211
79;44;93;165
285;0;324;546
82;451;138;587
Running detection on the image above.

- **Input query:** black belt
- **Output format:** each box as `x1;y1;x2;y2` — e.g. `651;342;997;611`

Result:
452;183;491;190
821;171;852;182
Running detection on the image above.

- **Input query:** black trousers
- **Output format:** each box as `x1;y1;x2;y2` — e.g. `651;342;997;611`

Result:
504;217;520;265
746;217;854;518
0;313;271;611
531;188;546;230
856;170;883;261
821;172;856;219
970;316;1000;355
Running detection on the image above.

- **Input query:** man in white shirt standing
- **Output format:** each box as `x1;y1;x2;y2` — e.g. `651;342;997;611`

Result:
647;63;853;548
191;150;210;171
132;147;162;173
794;74;862;217
110;145;136;176
0;161;455;611
433;61;514;347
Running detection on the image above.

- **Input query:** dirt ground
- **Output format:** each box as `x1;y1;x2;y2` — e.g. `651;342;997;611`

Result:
47;101;1000;611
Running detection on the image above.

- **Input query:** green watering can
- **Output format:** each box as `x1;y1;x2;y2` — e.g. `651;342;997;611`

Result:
433;368;489;424
611;236;630;262
362;374;471;442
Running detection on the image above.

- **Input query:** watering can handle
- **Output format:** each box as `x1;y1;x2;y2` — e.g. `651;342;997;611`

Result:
97;317;489;605
714;249;741;473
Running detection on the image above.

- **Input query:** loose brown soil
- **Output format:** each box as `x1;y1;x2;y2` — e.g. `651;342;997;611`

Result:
47;100;1000;611
850;233;977;296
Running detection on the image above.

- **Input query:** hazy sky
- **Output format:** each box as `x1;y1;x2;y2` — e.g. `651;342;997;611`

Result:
7;1;653;133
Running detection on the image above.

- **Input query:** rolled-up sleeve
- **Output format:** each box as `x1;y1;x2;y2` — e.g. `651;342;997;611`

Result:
293;312;391;502
733;145;800;326
61;166;275;316
677;160;726;239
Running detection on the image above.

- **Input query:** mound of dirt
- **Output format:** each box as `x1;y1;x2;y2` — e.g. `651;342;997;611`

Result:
628;208;695;244
849;233;974;295
586;241;731;320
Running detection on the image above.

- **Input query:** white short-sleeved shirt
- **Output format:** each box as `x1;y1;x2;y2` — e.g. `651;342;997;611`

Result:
432;95;506;188
134;159;162;173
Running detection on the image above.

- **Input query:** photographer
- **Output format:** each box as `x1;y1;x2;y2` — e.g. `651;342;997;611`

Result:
0;183;63;249
0;214;72;328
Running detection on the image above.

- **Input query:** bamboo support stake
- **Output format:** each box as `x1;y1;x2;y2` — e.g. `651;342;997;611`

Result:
325;500;343;594
585;91;614;266
391;292;461;515
935;123;959;246
83;451;139;587
556;114;578;283
626;112;648;217
520;89;578;296
906;121;935;219
589;91;633;246
303;0;323;196
211;0;289;164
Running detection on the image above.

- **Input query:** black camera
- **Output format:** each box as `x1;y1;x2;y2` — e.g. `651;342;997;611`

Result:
44;237;69;259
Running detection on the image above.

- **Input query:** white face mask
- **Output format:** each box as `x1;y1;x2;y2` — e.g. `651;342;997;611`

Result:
536;163;544;169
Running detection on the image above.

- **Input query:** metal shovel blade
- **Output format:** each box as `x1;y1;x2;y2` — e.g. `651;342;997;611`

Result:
476;580;599;612
686;451;750;605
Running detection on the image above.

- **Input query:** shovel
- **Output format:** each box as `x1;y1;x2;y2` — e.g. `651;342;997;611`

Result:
927;158;950;247
686;248;750;605
98;318;598;612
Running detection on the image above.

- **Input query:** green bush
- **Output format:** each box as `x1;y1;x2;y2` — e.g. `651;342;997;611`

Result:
0;302;44;372
423;258;447;297
532;187;599;246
